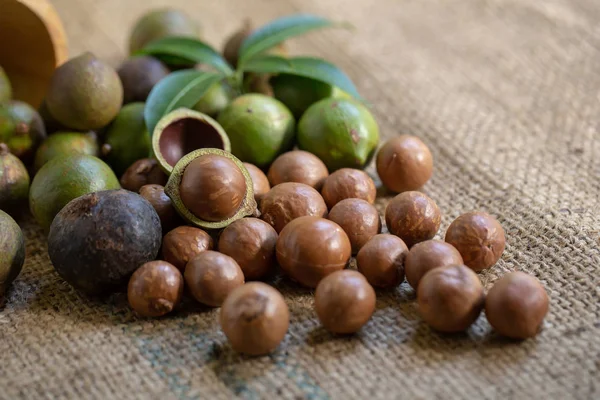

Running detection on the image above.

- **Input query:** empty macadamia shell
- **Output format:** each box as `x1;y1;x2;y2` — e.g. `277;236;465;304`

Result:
164;148;257;230
184;251;245;307
445;211;506;271
152;108;231;174
260;182;328;233
127;260;184;317
161;226;214;272
218;218;278;280
243;163;270;204
356;234;408;288
376;135;433;193
276;216;352;288
485;272;549;339
220;282;290;356
321;168;376;209
404;240;464;290
267;150;329;190
315;270;376;334
120;158;168;192
385;191;441;248
417;264;485;333
328;198;382;254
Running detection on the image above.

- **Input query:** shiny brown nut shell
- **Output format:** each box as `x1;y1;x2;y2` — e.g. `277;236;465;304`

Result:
260;182;328;233
180;154;246;222
243;163;270;203
385;191;441;248
404;240;464;290
328;198;382;254
120;158;168;192
417;265;485;332
445;211;506;271
127;260;184;317
356;234;408;288
485;272;549;339
276;216;352;288
321;168;376;209
218;217;278;280
315;270;376;334
267;150;329;190
184;251;245;307
139;184;180;233
161;226;214;271
220;282;289;356
376;135;433;193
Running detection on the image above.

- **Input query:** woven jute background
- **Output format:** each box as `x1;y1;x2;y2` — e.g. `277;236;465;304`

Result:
1;0;599;398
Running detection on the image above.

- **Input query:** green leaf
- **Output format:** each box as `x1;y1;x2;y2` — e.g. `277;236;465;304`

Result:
238;14;340;65
144;70;225;135
136;37;233;75
241;55;361;99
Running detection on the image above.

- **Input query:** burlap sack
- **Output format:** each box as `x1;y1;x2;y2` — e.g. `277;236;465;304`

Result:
1;0;598;398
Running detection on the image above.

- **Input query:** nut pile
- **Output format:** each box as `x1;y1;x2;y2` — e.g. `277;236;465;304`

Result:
0;8;549;356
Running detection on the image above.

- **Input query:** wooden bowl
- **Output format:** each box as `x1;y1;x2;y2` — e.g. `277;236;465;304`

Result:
0;0;68;108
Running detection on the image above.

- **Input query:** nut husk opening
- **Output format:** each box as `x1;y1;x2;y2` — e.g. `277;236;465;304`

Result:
152;109;231;174
164;148;257;230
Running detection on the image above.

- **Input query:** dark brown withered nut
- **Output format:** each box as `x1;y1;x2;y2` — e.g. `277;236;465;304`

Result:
118;56;170;104
376;135;433;193
315;270;376;334
218;218;278;280
165;148;256;230
276;216;351;288
243;162;270;204
328;198;381;254
404;240;463;290
222;20;253;68
417;264;485;332
184;251;245;307
356;234;408;288
127;260;184;317
267;150;329;190
445;211;506;271
260;182;328;233
385;191;441;248
161;226;213;272
139;184;181;233
47;190;162;295
485;272;549;339
321;168;376;209
120;158;167;192
220;282;289;356
152;108;231;174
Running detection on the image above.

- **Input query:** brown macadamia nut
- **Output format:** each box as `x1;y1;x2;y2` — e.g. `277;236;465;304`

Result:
356;234;408;288
267;150;329;190
220;282;289;355
405;240;463;290
127;260;184;317
485;272;549;339
385;191;441;248
184;251;245;307
376;135;433;193
417;264;485;332
218;217;278;280
276;216;351;288
243;162;270;204
315;270;376;334
321;168;376;209
120;158;168;192
161;226;214;271
445;211;506;271
180;154;246;222
139;184;180;233
328;198;382;254
260;182;328;233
